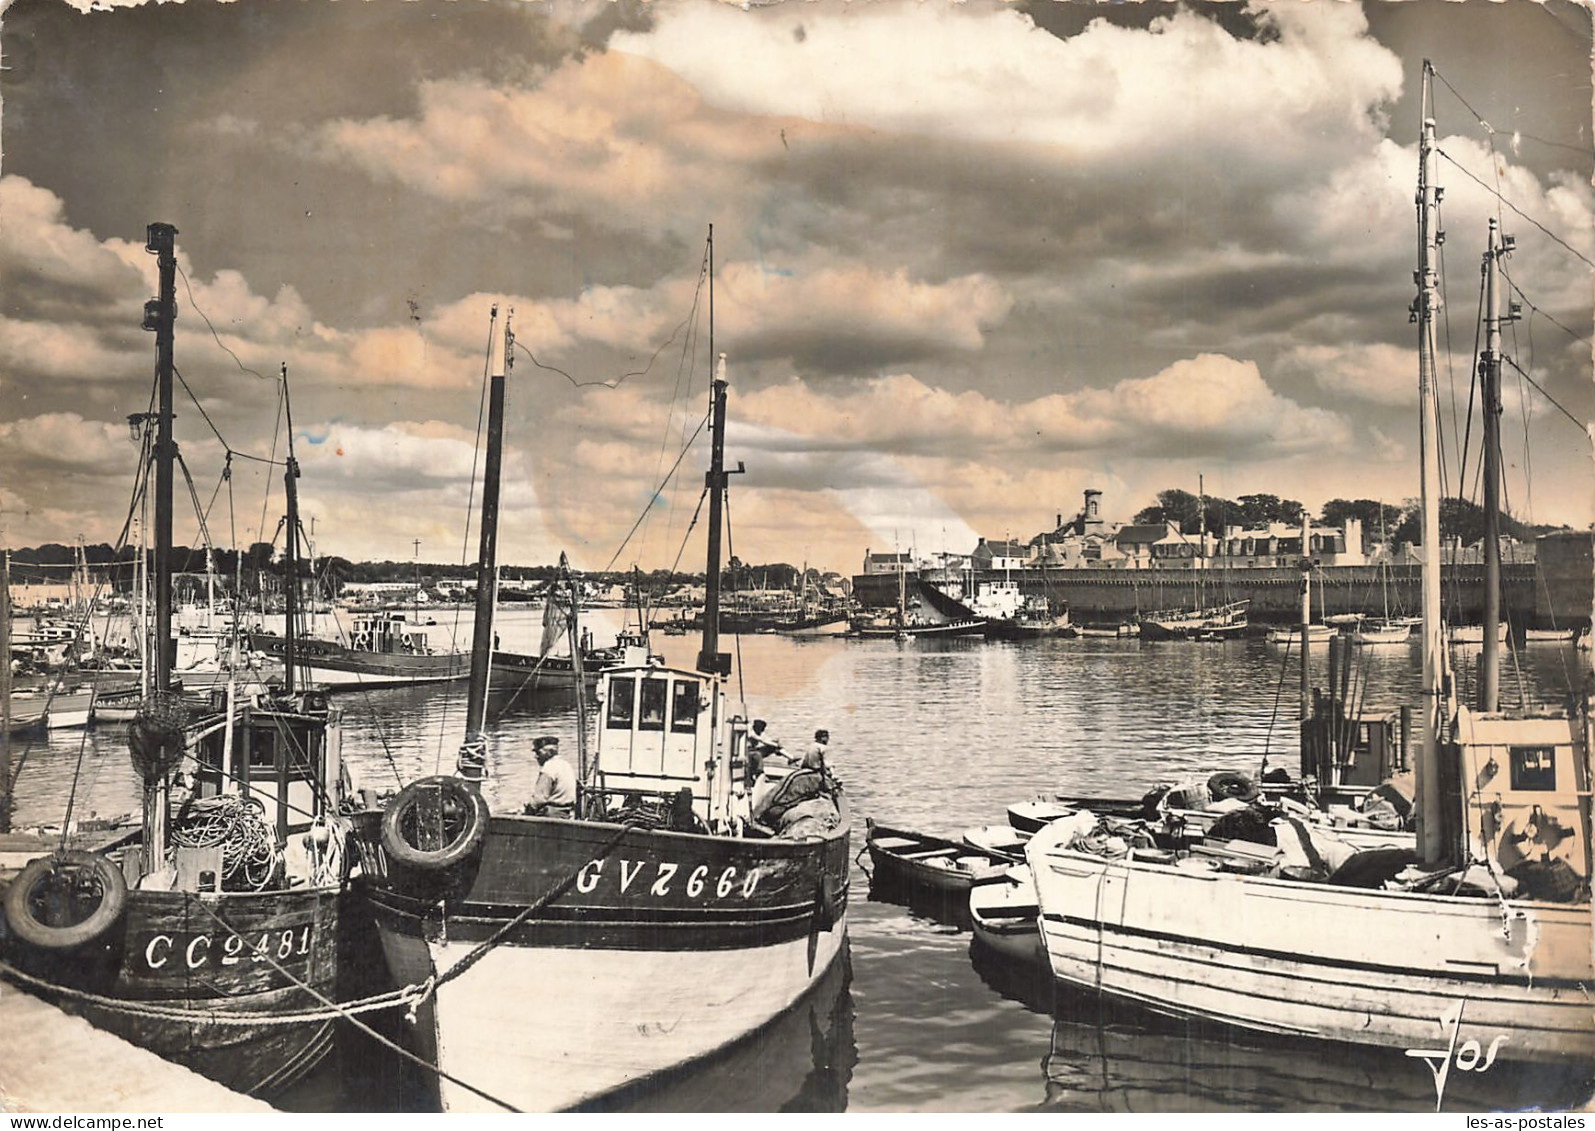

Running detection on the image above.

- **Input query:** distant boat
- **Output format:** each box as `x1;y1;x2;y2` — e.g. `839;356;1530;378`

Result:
1264;624;1335;645
1077;623;1139;638
1523;627;1577;644
1351;621;1412;647
247;611;467;689
1446;622;1508;645
1139;600;1249;642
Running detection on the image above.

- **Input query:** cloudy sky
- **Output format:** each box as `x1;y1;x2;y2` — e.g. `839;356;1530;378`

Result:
1;0;1590;574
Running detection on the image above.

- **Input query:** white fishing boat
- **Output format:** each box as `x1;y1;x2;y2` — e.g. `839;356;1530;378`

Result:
1351;620;1412;647
1027;74;1593;1068
1446;622;1508;646
1265;624;1336;646
1523;628;1577;644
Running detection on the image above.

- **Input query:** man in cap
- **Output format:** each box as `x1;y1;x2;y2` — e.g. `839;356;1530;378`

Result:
526;735;576;818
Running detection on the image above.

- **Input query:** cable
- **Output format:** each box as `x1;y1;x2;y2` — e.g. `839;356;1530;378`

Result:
1435;149;1595;272
176;263;271;381
513;302;698;390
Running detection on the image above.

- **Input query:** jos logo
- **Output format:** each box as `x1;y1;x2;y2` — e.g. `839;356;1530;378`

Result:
1405;1002;1508;1111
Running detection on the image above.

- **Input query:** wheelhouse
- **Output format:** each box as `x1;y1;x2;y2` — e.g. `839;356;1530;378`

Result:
592;665;744;830
189;689;347;838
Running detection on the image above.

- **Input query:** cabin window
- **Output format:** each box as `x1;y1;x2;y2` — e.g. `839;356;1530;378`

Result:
607;677;636;729
638;678;668;732
1509;746;1557;791
249;731;276;769
671;680;700;733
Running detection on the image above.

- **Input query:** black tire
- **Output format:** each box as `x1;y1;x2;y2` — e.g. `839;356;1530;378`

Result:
3;850;128;951
381;776;490;872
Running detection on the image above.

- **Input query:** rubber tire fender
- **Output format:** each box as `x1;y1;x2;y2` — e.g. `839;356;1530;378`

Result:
3;850;129;951
380;775;490;872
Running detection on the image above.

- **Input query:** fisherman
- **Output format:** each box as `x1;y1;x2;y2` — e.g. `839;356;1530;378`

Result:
525;735;576;818
746;718;783;782
803;728;831;772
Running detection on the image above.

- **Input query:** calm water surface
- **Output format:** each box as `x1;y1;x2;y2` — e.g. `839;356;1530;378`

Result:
9;612;1592;1112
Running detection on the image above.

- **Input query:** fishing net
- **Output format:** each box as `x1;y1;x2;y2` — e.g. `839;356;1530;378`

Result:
127;692;190;782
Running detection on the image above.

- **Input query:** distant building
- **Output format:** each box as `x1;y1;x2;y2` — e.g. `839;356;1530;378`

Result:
1217;520;1366;568
971;538;1029;571
862;549;915;575
1112;523;1180;569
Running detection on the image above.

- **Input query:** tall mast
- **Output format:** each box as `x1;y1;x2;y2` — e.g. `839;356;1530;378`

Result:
697;227;733;677
463;306;510;758
698;351;730;676
1414;62;1448;864
1479;218;1507;712
144;223;178;695
1;552;11;834
282;364;302;695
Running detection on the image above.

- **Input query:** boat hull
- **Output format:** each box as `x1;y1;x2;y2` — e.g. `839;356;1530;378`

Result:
0;884;343;1097
353;810;851;1112
246;632;466;688
1027;837;1595;1063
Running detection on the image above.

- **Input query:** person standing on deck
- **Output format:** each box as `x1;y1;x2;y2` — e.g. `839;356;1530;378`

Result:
526;735;576;818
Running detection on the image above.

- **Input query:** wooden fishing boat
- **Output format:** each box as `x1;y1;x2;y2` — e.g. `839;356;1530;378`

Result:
1028;90;1595;1067
0;224;360;1098
1138;600;1249;642
352;276;852;1112
967;863;1043;969
247;611;466;690
865;820;1010;897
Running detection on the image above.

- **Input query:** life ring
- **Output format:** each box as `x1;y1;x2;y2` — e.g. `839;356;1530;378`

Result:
1207;771;1261;803
2;850;128;951
380;776;490;872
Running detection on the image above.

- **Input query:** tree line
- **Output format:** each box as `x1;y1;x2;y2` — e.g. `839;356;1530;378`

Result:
1130;490;1558;549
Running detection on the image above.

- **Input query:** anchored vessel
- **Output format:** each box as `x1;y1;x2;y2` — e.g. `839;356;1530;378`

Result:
247;611;467;690
352;270;851;1112
0;224;358;1097
1027;69;1594;1066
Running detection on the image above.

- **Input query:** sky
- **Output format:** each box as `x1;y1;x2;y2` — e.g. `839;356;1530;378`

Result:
1;0;1591;576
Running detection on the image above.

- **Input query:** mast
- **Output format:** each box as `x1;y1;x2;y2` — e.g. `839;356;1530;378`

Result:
1414;63;1448;864
566;562;591;786
144;223;178;696
462;306;510;762
698;351;731;676
1299;510;1311;721
1479;218;1508;712
282;364;302;696
1;552;11;834
697;227;736;677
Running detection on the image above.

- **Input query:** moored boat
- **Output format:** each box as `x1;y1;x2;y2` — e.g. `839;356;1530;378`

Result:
1026;87;1595;1067
351;276;852;1112
0;224;360;1098
1139;600;1249;642
967;863;1043;969
247;611;466;690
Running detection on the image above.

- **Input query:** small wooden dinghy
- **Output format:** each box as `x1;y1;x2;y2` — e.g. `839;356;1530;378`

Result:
865;821;1010;900
1008;796;1144;834
961;824;1029;861
968;863;1043;969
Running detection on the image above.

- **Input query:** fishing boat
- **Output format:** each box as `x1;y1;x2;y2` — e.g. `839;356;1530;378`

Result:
1138;600;1249;642
1446;622;1509;646
1027;81;1594;1066
0;224;359;1097
351;268;852;1113
247;610;467;690
961;823;1030;861
865;820;1009;926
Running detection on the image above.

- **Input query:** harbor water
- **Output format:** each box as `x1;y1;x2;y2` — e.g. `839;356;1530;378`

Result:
8;610;1593;1112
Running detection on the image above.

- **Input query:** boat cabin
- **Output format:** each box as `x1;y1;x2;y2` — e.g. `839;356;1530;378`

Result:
189;689;347;839
1451;705;1591;895
592;665;739;830
349;613;433;655
1301;699;1408;789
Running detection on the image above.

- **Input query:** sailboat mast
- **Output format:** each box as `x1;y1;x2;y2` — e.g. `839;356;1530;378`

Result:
464;306;510;746
1480;219;1506;712
282;364;302;696
145;223;178;696
1415;62;1448;864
